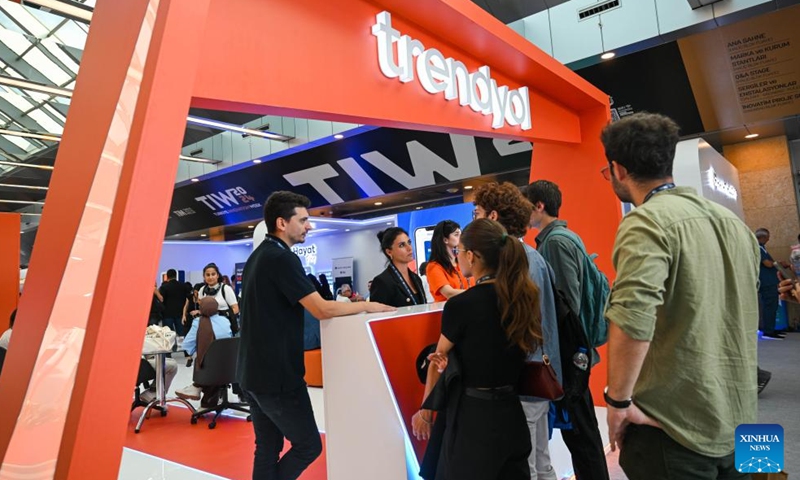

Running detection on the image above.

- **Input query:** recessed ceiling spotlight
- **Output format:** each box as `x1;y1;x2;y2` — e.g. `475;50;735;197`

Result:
246;243;251;246
745;133;759;139
601;52;616;60
386;222;392;225
253;159;262;164
345;229;351;232
374;201;383;206
190;178;199;182
464;185;473;190
415;206;423;210
446;187;459;193
248;225;255;229
200;234;207;237
334;134;344;139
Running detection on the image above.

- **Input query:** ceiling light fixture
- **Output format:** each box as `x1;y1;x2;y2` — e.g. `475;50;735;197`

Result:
247;225;255;229
178;155;221;165
20;212;42;216
374;201;383;206
253;159;262;164
415;206;423;210
334;134;344;139
186;116;293;142
190;178;199;182
345;228;351;232
601;52;616;60
0;160;54;171
0;75;73;98
0;128;61;142
0;199;45;205
0;183;48;191
744;125;759;139
19;0;93;23
464;185;473;190
200;234;207;237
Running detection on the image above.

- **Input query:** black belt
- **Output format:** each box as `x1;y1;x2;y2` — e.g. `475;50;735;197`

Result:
464;385;516;401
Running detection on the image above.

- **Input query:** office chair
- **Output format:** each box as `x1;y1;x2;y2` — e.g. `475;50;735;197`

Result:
190;337;250;429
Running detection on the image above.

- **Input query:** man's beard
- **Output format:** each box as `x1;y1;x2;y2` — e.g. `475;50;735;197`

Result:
611;177;634;204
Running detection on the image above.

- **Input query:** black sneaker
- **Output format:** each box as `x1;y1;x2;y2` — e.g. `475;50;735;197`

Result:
757;368;772;394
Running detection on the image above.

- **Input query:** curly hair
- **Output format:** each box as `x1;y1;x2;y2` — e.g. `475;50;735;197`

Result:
473;182;532;238
600;112;680;182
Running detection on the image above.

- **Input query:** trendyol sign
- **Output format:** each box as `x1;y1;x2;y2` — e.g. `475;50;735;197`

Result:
371;11;532;131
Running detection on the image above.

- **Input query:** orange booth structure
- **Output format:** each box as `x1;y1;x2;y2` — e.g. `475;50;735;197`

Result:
0;0;619;478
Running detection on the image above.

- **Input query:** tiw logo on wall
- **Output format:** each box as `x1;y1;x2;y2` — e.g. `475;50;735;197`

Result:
194;187;260;217
735;424;784;473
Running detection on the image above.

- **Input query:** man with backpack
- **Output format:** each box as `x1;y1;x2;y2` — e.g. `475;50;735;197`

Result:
526;180;610;480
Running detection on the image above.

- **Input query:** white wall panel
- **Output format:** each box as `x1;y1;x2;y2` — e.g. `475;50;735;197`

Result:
507;18;526;36
522;10;554;56
549;0;603;64
655;0;714;34
600;0;659;51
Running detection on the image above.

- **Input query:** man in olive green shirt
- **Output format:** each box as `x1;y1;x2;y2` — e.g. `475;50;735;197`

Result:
601;113;759;479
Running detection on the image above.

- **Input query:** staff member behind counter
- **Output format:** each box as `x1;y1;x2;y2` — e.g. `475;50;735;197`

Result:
369;227;427;308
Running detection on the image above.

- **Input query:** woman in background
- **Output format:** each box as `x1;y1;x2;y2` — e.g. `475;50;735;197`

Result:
426;220;472;302
192;263;240;334
369;227;426;308
412;219;542;479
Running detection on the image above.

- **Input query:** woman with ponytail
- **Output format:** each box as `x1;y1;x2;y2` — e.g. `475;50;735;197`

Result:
411;218;542;479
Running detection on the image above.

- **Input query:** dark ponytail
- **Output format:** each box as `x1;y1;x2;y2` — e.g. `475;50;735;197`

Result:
461;219;542;353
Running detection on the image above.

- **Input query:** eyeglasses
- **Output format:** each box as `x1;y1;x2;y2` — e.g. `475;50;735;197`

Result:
601;164;612;181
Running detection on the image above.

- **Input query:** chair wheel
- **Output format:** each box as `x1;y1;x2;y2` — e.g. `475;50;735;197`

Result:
208;422;216;429
247;415;252;422
134;429;141;434
190;417;198;425
160;410;168;417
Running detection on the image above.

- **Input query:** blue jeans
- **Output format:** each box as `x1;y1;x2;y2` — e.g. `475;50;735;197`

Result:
246;386;322;480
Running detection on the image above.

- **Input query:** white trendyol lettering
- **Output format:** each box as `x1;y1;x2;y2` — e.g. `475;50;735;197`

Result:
360;134;480;189
283;164;345;204
371;11;402;78
371;11;531;130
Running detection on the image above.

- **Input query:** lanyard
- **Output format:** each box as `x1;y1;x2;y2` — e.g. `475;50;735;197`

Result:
643;183;676;204
389;263;420;305
475;275;495;285
265;234;288;250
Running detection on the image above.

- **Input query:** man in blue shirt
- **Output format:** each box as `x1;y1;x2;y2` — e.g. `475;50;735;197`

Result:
756;228;784;339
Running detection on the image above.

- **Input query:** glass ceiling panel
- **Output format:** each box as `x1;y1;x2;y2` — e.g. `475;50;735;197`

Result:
22;48;72;85
0;3;49;38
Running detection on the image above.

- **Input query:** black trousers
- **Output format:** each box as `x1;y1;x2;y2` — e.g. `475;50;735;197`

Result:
620;425;750;480
246;386;322;480
560;387;610;480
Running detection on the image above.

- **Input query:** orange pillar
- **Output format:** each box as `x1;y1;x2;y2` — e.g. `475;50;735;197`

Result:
0;214;19;332
528;105;618;405
0;0;209;478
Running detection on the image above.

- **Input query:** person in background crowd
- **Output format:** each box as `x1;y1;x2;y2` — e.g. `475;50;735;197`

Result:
184;282;197;331
149;284;165;327
756;228;784;339
370;227;427;308
0;309;15;350
601;112;758;479
221;275;232;287
336;284;353;302
192;263;240;335
412;219;540;479
473;181;561;480
426;220;472;302
159;269;189;337
175;297;233;406
318;274;334;300
526;179;610;480
237;191;393;480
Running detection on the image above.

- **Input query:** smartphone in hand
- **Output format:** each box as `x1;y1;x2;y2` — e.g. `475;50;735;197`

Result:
775;262;797;282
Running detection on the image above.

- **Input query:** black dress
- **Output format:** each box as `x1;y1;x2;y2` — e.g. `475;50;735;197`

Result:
431;283;531;480
369;265;426;308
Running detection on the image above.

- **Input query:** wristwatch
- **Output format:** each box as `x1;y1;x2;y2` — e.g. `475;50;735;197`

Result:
604;386;632;409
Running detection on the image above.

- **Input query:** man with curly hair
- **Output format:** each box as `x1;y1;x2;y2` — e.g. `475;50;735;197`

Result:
473;182;561;480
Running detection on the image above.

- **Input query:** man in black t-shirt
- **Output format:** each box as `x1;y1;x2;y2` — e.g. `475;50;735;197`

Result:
237;191;393;480
158;269;188;336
